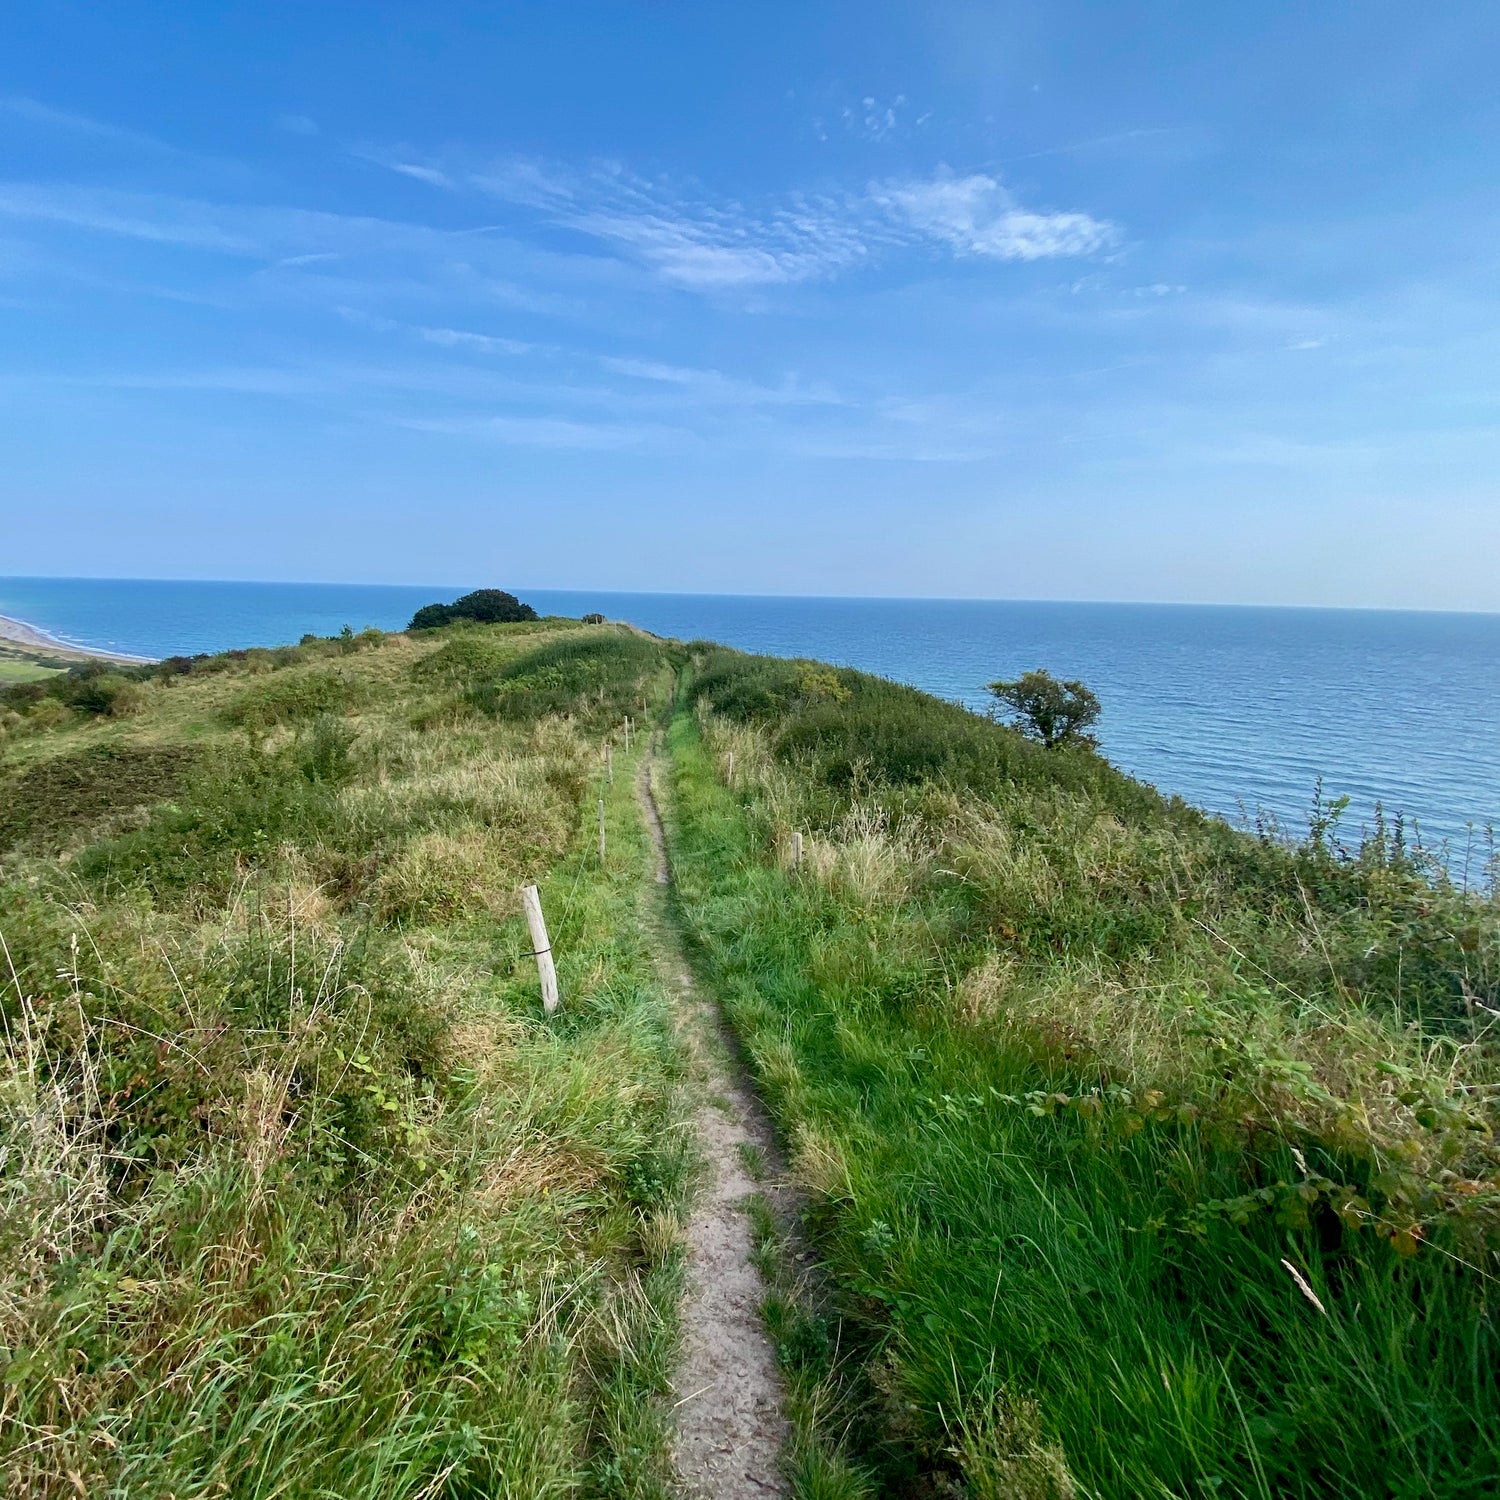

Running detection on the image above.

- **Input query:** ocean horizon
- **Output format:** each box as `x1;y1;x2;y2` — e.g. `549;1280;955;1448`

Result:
4;574;1497;866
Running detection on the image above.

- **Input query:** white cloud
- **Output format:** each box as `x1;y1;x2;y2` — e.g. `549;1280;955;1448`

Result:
0;183;258;251
415;325;532;355
2;95;170;150
276;113;319;137
873;171;1117;261
395;412;685;450
386;162;453;189
454;157;1113;290
596;355;844;407
563;205;865;288
351;147;455;189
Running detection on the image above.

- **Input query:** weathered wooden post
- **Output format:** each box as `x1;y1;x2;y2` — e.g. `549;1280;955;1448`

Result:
792;831;803;869
624;716;632;753
521;884;560;1014
605;741;614;785
598;798;607;864
727;749;735;783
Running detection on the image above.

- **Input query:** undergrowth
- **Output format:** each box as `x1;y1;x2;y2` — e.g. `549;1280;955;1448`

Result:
668;647;1500;1500
0;620;689;1499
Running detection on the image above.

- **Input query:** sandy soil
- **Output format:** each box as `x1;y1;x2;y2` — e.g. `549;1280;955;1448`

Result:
637;755;793;1499
0;613;150;664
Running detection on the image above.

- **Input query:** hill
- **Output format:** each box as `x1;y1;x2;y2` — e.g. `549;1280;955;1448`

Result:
1;621;1496;1498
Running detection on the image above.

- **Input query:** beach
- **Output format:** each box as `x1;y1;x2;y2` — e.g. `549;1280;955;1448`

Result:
0;611;151;664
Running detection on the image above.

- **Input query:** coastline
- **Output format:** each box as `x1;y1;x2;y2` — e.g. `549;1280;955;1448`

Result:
0;612;154;665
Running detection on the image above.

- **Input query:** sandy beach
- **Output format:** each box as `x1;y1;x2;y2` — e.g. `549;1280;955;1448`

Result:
0;612;152;664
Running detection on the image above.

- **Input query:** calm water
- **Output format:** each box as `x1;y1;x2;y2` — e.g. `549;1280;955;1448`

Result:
3;576;1497;862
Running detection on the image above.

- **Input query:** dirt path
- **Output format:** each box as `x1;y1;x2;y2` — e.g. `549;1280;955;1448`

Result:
636;753;792;1499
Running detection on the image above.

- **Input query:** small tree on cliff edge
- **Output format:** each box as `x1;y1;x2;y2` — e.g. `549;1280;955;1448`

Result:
988;669;1101;749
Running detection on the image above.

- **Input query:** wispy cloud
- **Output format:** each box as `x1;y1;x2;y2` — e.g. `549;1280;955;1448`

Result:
414;324;533;355
463;160;871;288
872;171;1117;261
393;412;689;450
351;146;454;189
0;183;258;251
449;156;1116;289
1;95;173;151
596;355;843;407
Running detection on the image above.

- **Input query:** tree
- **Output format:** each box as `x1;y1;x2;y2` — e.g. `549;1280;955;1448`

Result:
987;669;1101;750
407;589;538;631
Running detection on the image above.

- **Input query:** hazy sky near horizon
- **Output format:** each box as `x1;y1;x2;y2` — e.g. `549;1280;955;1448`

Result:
3;2;1498;609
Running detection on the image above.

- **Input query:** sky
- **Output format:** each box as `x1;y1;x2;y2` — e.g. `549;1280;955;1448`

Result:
3;1;1498;609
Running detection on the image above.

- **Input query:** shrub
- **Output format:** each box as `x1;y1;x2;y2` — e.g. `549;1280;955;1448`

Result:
73;744;343;901
411;634;518;687
470;633;674;726
223;668;364;731
409;589;538;630
0;661;154;718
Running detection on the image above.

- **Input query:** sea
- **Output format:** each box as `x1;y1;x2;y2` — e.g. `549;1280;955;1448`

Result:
3;576;1497;869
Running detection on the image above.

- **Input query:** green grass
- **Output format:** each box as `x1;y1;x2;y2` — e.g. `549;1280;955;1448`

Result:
0;621;692;1499
665;649;1500;1500
0;660;61;685
8;620;1497;1498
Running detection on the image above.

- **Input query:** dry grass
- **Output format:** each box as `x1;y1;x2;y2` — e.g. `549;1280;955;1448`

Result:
0;621;691;1498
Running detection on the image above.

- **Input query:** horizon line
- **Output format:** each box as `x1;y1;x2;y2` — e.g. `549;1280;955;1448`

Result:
2;574;1497;620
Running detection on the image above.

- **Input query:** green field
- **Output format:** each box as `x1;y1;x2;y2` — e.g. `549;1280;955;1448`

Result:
0;655;65;685
2;623;1495;1498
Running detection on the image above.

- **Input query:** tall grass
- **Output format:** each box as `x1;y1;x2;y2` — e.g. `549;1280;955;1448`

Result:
667;649;1500;1499
0;621;689;1498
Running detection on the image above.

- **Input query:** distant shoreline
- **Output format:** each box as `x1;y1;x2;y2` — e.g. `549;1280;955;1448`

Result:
0;612;154;665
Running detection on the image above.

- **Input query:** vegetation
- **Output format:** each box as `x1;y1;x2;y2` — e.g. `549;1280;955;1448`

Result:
6;617;1497;1498
667;645;1500;1499
408;588;539;631
988;667;1102;749
0;619;691;1498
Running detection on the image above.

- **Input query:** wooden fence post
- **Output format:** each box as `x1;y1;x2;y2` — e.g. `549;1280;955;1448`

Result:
598;798;607;865
792;831;803;869
521;884;560;1014
605;741;613;784
726;749;734;783
624;717;632;753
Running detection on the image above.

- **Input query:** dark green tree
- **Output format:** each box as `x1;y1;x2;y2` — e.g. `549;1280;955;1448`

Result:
407;589;538;630
987;668;1101;749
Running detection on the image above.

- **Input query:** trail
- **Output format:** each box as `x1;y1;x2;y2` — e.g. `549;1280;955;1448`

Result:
636;750;792;1499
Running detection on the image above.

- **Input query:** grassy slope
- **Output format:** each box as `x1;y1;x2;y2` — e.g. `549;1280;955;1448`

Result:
665;648;1500;1500
0;623;689;1499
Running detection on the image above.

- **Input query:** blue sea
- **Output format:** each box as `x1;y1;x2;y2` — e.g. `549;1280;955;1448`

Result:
3;576;1497;867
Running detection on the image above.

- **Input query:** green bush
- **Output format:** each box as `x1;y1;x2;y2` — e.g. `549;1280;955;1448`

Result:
409;589;538;630
223;668;365;732
470;632;675;727
74;741;344;901
693;645;1163;821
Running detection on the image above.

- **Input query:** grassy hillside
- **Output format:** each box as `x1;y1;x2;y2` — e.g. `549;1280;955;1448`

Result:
667;646;1499;1499
5;623;1496;1499
0;622;690;1499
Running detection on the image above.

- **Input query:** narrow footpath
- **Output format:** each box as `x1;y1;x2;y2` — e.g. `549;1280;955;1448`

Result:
636;751;792;1499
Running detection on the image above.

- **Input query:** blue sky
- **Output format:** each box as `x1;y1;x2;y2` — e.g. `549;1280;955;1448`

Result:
3;1;1498;608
